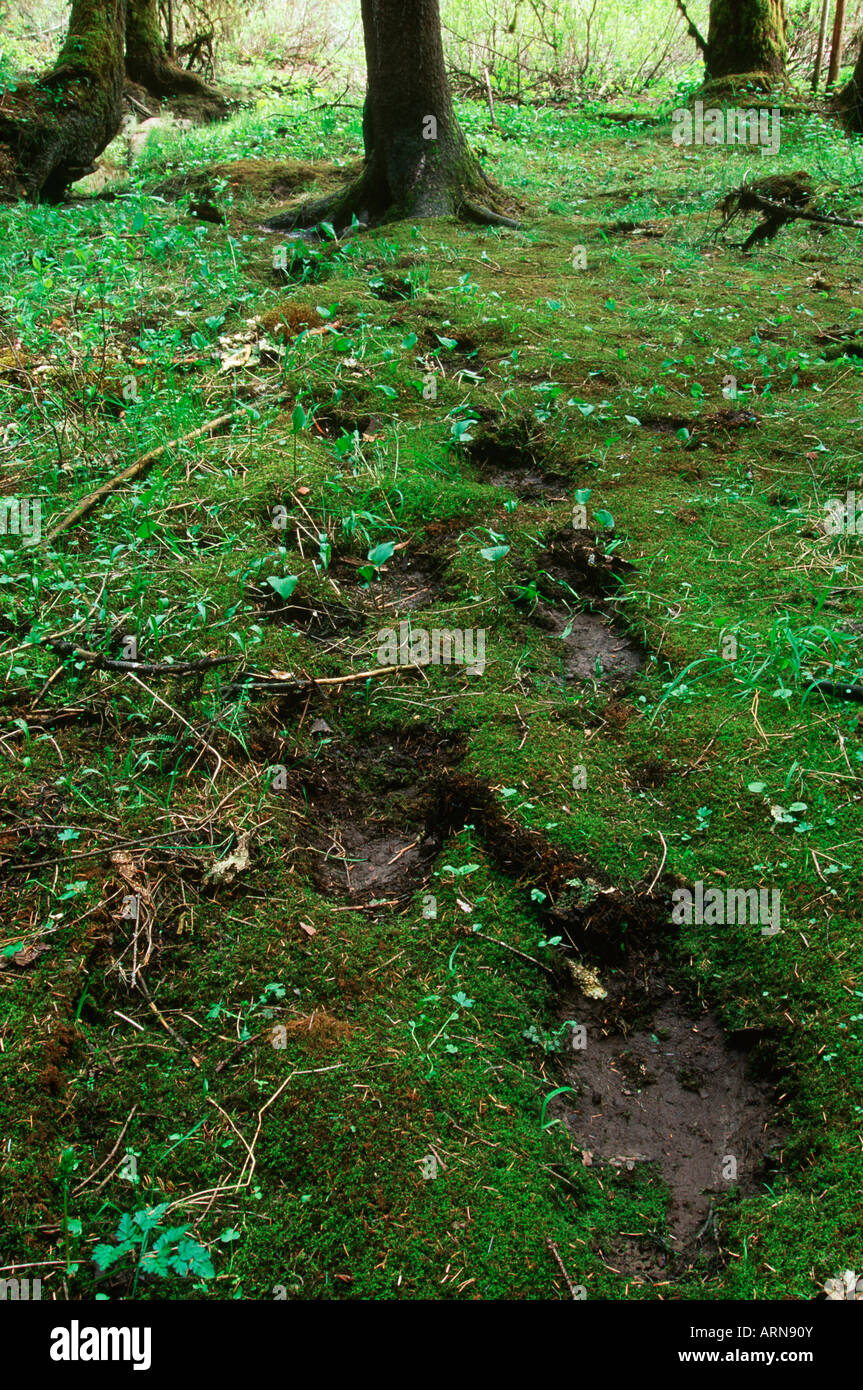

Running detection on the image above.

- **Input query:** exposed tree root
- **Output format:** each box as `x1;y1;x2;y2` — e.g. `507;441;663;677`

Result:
265;174;521;235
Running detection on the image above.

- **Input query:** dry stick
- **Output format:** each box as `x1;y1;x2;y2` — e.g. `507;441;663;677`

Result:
546;1236;581;1300
72;1105;138;1195
471;928;551;974
742;193;863;232
45;412;237;544
137;975;202;1069
227;663;425;695
644;830;668;899
124;669;237;778
2;828;214;874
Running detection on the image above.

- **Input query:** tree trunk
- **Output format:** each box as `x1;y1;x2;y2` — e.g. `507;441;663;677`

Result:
0;0;126;202
704;0;788;88
125;0;225;108
825;0;846;88
268;0;518;232
811;0;831;91
840;35;863;129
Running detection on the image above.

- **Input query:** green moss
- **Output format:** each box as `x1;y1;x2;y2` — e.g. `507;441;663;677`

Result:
0;93;861;1301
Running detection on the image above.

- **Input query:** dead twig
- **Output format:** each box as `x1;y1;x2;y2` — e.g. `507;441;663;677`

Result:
42;638;236;678
45;412;237;543
546;1236;581;1299
72;1105;139;1195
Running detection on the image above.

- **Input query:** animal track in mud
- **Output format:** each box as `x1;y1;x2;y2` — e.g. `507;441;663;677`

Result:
333;549;446;613
296;726;465;904
558;943;780;1282
528;530;647;687
250;578;358;636
253;583;361;644
533;602;645;684
639;408;759;445
313;408;389;442
465;415;572;498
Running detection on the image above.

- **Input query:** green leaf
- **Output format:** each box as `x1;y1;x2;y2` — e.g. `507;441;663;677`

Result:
172;1238;215;1279
540;1085;578;1130
92;1243;126;1272
116;1212;138;1244
291;404;307;433
266;575;299;601
480;545;510;562
367;542;395;568
452;991;474;1009
133;1203;170;1233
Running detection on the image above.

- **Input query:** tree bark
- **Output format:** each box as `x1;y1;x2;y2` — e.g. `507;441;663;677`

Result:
841;35;863;129
704;0;788;87
825;0;846;88
125;0;225;108
268;0;518;232
0;0;126;202
811;0;831;91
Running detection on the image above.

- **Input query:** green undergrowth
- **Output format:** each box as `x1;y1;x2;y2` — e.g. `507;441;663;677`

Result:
0;93;861;1302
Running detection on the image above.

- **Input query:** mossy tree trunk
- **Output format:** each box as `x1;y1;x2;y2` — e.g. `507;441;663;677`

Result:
268;0;517;232
0;0;126;202
704;0;788;87
841;39;863;131
125;0;225;106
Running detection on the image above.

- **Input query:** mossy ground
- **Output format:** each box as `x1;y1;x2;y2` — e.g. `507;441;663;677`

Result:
1;95;862;1302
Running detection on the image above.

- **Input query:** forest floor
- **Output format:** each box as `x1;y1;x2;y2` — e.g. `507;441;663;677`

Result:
1;93;862;1301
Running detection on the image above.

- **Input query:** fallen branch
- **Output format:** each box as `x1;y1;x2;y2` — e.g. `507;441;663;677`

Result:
741;192;863;232
45;411;237;544
221;663;425;699
42;639;236;678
